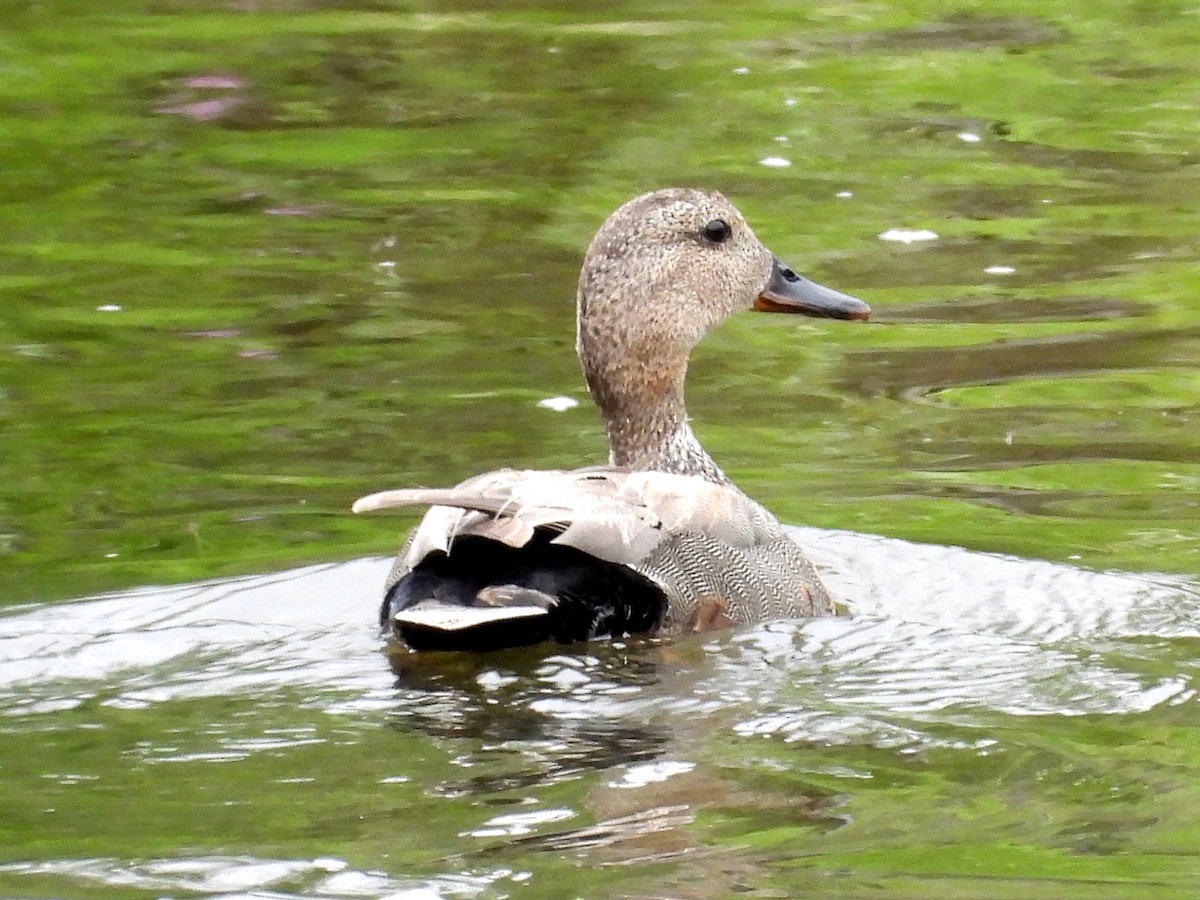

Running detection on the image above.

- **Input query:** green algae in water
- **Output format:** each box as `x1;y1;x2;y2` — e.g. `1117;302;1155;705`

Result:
2;0;1200;896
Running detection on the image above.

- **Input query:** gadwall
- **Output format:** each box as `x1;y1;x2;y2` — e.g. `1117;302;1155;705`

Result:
355;188;870;650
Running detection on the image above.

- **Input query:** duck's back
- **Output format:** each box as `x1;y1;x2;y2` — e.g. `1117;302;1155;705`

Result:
358;466;833;648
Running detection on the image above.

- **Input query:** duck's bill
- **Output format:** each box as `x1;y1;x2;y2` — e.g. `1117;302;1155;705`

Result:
755;256;871;320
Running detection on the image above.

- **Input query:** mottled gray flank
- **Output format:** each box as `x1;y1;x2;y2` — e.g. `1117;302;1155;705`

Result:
639;530;830;626
358;188;839;631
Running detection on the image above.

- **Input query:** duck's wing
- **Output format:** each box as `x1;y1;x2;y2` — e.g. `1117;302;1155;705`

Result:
353;467;781;570
355;468;659;570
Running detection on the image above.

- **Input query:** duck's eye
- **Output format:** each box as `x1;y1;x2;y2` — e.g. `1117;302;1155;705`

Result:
702;219;732;244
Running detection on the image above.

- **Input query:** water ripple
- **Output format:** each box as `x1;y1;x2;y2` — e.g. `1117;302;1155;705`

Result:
0;855;500;898
1;531;1196;753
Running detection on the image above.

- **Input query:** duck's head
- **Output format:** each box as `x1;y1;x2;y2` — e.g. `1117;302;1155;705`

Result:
576;188;869;416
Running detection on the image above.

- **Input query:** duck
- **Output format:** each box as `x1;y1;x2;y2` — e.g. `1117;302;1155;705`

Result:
354;188;870;651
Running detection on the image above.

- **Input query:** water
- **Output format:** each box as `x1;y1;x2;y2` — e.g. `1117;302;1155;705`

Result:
5;532;1195;722
3;530;1199;897
3;0;1200;896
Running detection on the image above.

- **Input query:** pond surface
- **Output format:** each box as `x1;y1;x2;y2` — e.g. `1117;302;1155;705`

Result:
3;1;1200;897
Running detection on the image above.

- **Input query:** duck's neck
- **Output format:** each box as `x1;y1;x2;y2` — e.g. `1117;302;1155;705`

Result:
586;358;729;485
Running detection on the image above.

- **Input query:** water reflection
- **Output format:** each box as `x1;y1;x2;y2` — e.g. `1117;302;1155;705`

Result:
0;856;500;899
811;15;1067;53
843;232;1183;289
840;327;1200;400
885;294;1150;324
